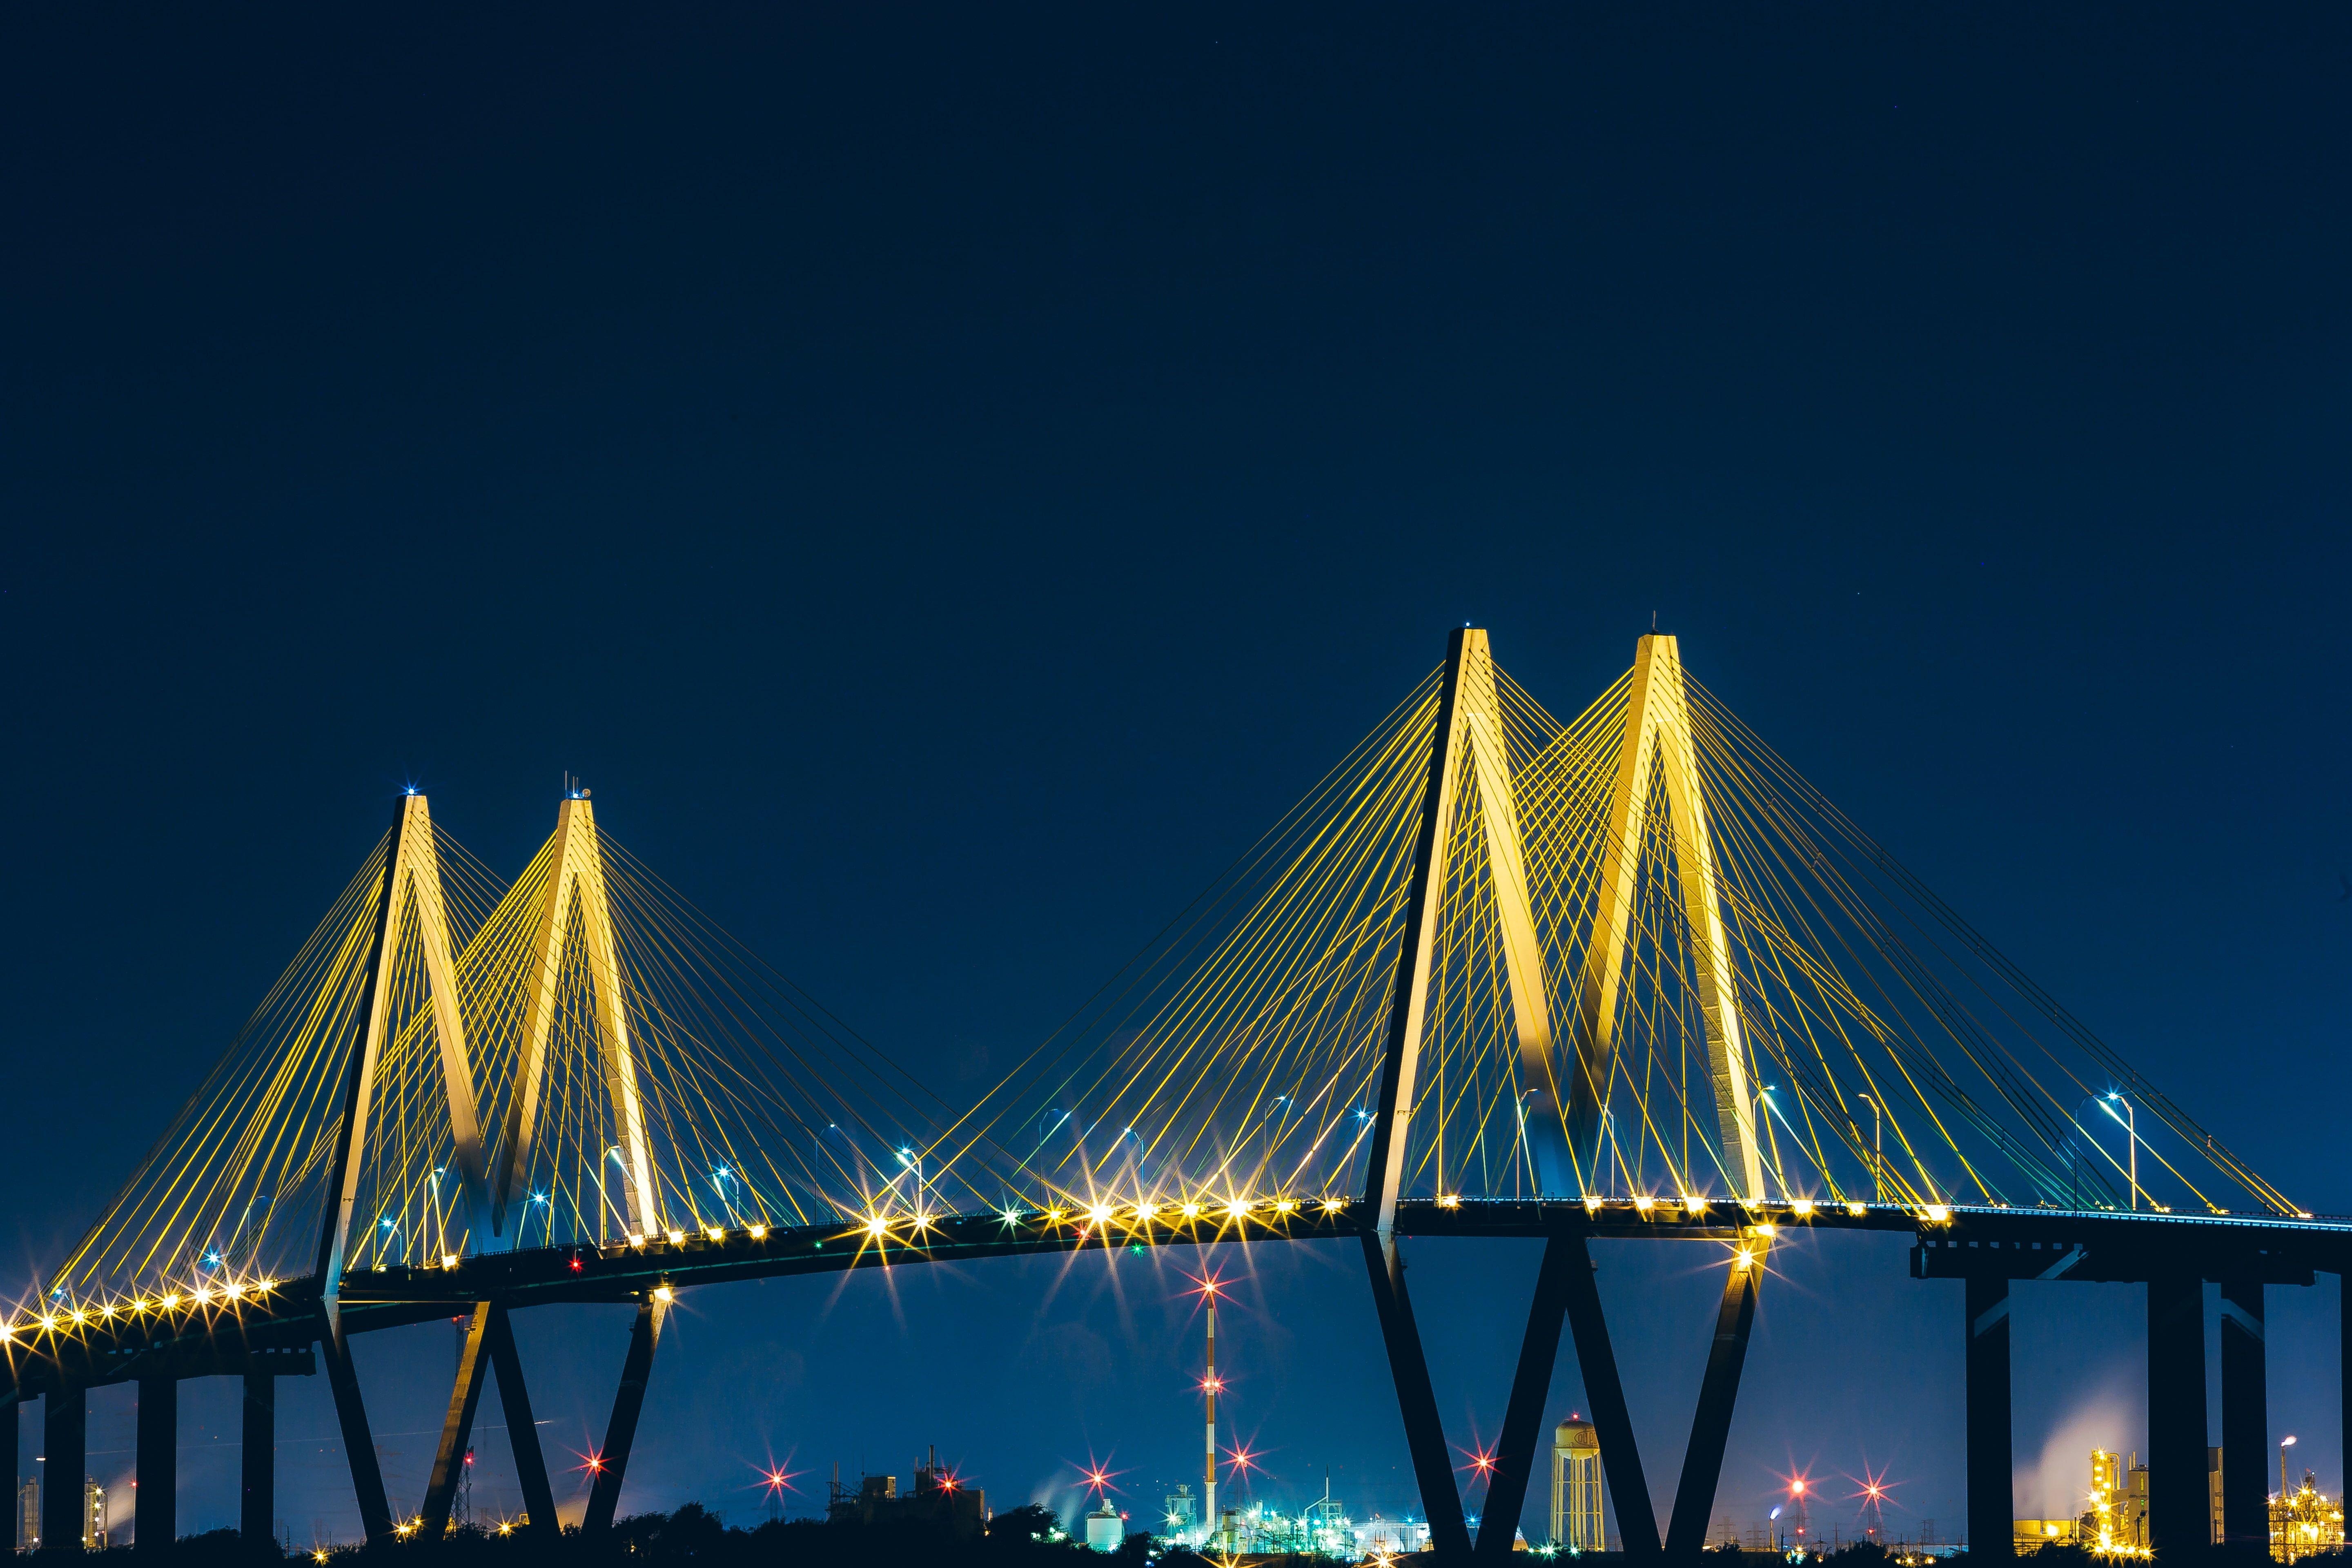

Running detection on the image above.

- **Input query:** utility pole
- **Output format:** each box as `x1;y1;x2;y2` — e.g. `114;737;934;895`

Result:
1201;1280;1221;1548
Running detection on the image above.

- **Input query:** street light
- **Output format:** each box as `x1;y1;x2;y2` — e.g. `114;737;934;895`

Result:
1858;1095;1883;1202
2102;1093;2139;1211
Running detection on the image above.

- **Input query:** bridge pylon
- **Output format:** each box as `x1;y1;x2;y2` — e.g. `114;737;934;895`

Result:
492;791;660;1244
1362;626;1564;1560
314;790;492;1322
313;789;487;1541
1574;632;1762;1204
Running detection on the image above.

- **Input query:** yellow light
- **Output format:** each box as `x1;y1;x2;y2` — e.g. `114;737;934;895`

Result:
1135;1203;1160;1220
69;1310;87;1326
99;1304;115;1321
1633;1195;1655;1212
1436;1193;1461;1209
1734;1249;1755;1270
133;1298;151;1314
1751;1223;1776;1238
666;1229;686;1245
1322;1198;1345;1213
1846;1201;1867;1217
316;1552;330;1562
1087;1204;1114;1224
747;1224;768;1239
440;1255;459;1270
866;1216;889;1237
1923;1204;1951;1223
224;1283;244;1300
1582;1196;1604;1213
194;1288;214;1305
705;1227;725;1242
1790;1198;1815;1217
259;1278;275;1292
653;1286;674;1303
161;1294;181;1310
1047;1208;1067;1223
628;1234;645;1247
1181;1203;1202;1219
1683;1194;1706;1214
1274;1198;1297;1214
1227;1200;1252;1219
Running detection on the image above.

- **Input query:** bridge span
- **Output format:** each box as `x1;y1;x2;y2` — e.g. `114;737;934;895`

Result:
8;629;2337;1558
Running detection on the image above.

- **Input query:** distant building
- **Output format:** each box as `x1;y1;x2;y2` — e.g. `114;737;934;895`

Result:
17;1477;37;1552
1163;1484;1197;1535
1550;1417;1604;1551
825;1447;985;1539
82;1482;107;1552
1084;1500;1124;1553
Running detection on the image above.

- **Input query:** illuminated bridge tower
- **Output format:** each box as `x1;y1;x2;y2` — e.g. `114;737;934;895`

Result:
1372;630;1772;1563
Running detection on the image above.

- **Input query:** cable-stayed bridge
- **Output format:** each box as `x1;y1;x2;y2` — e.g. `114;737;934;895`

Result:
7;630;2341;1559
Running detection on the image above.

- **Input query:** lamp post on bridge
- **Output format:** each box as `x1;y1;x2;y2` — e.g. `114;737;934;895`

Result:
2101;1094;2138;1211
1858;1095;1882;1202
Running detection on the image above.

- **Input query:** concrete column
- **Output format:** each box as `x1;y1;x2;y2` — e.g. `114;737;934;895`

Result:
0;1398;19;1551
582;1296;669;1535
2146;1275;2210;1554
239;1373;274;1546
1559;1231;1658;1557
134;1379;175;1549
41;1387;85;1554
2218;1278;2268;1548
1663;1242;1769;1557
1966;1275;2014;1558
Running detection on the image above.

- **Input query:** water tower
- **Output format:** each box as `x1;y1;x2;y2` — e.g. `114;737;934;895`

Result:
1550;1417;1604;1551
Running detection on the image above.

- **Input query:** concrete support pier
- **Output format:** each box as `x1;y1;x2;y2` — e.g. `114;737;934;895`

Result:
1966;1275;2014;1559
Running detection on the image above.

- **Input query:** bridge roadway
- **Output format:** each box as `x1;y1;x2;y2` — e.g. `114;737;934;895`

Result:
8;1195;2350;1557
14;1196;2347;1394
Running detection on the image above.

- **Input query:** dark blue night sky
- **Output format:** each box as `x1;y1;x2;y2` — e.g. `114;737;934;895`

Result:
4;3;2349;1550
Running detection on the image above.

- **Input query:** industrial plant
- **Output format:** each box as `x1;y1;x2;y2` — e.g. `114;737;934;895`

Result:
2012;1446;2344;1561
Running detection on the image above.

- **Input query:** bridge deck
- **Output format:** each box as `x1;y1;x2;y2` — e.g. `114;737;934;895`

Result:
7;1196;2347;1399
